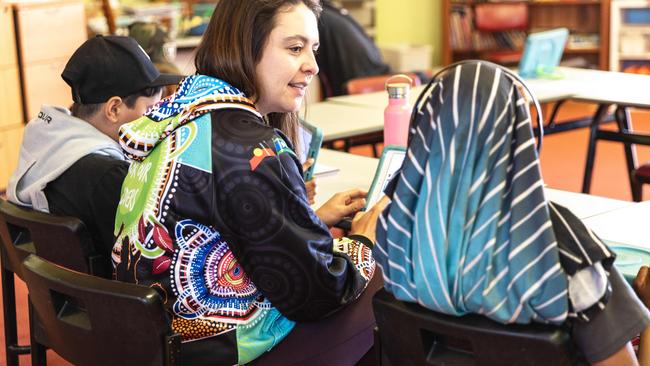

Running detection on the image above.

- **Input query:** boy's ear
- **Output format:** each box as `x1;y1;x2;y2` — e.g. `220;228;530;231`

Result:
104;96;124;123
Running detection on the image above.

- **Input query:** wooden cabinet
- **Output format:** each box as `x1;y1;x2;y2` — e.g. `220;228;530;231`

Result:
610;0;650;72
22;59;71;119
12;0;87;120
0;2;21;130
442;0;610;70
0;0;86;191
0;2;18;68
0;66;23;130
0;126;24;191
0;1;24;192
14;1;87;65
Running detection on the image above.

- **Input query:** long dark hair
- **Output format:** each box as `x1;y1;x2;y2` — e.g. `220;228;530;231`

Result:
195;0;322;147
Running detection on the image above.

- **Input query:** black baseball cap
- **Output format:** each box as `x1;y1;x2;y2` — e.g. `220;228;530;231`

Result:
62;35;183;104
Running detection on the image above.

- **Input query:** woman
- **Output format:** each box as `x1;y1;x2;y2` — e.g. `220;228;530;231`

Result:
375;61;650;365
112;1;386;365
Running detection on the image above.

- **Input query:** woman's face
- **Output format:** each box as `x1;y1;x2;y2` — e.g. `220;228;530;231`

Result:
254;3;319;115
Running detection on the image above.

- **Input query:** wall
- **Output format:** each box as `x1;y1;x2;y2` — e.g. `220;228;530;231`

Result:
375;0;441;66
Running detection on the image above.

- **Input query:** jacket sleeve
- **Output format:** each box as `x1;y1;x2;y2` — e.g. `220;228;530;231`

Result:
210;109;375;322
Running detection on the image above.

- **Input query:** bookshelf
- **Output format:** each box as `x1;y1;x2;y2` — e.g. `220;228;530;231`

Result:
610;0;650;73
442;0;610;70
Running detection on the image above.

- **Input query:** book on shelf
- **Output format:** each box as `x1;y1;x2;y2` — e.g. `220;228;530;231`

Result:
449;5;526;52
450;5;473;50
567;33;600;49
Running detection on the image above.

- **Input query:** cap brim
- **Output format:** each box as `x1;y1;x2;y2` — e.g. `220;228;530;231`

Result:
149;73;184;87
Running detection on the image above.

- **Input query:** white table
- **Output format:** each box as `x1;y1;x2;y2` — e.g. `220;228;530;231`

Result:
583;201;650;249
326;84;427;109
326;69;585;110
545;188;633;220
300;102;383;141
308;67;588;144
558;67;650;109
321;66;650;125
313;149;378;208
582;200;650;282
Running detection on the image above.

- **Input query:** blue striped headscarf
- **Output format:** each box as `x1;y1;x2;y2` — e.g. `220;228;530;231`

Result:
375;62;569;324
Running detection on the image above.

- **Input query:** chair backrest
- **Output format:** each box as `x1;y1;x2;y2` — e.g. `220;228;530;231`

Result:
0;199;109;278
373;289;580;366
22;254;181;366
345;73;421;95
474;3;529;32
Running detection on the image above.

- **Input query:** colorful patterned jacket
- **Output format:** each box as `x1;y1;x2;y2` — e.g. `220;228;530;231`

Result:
112;75;375;365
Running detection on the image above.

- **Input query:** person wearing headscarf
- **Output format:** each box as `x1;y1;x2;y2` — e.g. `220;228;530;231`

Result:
375;60;650;364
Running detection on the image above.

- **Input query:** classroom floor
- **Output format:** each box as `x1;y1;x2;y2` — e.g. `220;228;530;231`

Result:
2;101;650;365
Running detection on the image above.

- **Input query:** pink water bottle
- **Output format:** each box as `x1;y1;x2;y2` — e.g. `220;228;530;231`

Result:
384;74;412;147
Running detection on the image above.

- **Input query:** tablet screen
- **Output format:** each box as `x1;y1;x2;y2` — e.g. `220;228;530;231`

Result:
366;148;406;209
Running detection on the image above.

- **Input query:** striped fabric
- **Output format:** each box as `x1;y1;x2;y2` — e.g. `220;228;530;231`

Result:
375;62;572;324
547;201;615;320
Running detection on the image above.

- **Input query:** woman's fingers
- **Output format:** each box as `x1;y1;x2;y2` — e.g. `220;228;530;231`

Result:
302;158;314;171
371;195;390;212
336;188;367;200
350;196;390;243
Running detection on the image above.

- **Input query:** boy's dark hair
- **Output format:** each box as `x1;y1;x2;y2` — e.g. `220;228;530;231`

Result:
70;85;163;120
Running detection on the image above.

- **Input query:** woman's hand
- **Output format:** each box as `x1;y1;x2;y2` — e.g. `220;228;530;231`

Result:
303;158;317;205
350;196;390;243
316;189;367;227
305;179;317;205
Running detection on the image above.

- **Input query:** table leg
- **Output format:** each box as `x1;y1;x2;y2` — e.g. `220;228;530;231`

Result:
582;103;611;194
614;106;639;199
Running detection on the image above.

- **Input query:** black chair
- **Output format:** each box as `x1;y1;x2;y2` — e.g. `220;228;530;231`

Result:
0;199;111;366
372;288;581;366
21;254;181;366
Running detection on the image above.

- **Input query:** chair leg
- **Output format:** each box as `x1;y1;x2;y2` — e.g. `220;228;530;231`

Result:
582;103;610;194
28;299;46;366
374;326;382;366
631;176;643;202
2;266;20;366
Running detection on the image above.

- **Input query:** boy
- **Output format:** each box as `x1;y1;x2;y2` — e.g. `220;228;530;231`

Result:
8;35;183;258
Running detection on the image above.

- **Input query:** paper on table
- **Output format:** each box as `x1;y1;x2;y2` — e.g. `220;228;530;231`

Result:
583;201;650;250
313;163;340;177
